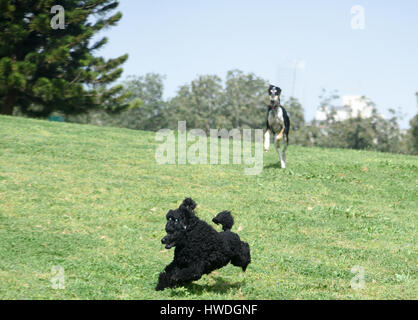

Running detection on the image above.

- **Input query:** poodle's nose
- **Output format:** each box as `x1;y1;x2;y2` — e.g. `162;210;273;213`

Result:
161;236;167;244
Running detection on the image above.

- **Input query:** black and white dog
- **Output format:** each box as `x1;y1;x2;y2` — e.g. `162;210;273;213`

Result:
264;85;290;168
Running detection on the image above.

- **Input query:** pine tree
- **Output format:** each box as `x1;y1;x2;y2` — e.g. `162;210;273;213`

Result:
0;0;128;116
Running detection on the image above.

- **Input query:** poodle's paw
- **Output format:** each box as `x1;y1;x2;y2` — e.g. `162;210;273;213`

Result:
156;272;171;291
155;283;165;291
156;278;169;291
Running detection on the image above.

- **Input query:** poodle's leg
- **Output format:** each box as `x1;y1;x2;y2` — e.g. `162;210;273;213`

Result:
156;271;173;291
172;263;204;284
164;261;177;273
157;263;204;290
155;261;178;291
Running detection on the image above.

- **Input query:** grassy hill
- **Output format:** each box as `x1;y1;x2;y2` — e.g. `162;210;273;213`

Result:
0;115;416;299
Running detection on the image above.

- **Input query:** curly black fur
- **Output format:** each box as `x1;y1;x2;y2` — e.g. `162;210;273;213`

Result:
156;198;251;291
212;210;234;231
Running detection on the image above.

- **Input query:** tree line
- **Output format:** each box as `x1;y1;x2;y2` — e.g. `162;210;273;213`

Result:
67;72;418;155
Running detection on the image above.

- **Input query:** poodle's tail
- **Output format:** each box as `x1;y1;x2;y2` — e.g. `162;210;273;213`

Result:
212;211;234;231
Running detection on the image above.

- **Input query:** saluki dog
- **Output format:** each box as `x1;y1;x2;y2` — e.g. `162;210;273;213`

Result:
264;85;290;168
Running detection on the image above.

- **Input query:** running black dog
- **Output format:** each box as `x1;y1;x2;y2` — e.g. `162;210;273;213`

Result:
156;198;251;291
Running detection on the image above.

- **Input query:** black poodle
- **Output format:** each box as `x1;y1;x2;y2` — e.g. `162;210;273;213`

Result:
155;198;251;291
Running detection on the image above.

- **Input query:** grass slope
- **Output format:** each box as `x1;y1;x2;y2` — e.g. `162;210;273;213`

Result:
0;115;416;299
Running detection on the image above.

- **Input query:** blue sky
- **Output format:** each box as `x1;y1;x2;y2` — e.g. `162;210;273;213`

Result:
96;0;418;128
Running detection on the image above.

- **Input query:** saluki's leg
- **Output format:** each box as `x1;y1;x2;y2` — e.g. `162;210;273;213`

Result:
281;134;288;169
277;128;284;142
264;128;270;152
274;134;284;168
275;129;286;168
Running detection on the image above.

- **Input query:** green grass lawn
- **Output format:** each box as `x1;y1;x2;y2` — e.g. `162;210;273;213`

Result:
0;115;416;299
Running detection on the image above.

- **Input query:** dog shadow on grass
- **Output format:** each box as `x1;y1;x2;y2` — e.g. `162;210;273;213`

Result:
263;162;282;170
169;276;244;297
